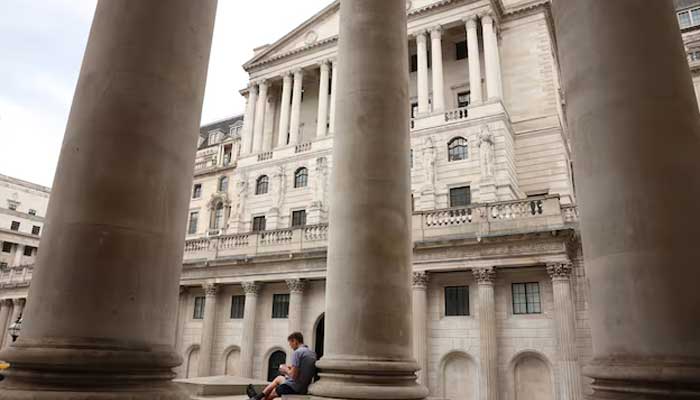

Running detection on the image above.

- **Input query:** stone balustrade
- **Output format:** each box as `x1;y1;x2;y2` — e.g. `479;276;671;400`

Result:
257;151;273;162
411;100;507;131
0;264;33;287
444;107;469;122
295;142;312;153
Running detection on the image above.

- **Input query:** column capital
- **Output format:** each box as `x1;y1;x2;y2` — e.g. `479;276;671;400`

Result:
415;30;428;43
318;59;331;68
202;283;219;296
247;83;259;93
281;71;293;80
429;25;443;37
286;278;306;294
179;286;189;295
472;267;496;284
481;14;495;26
292;68;304;78
0;299;13;308
12;298;25;307
242;281;261;295
547;262;573;280
412;272;429;289
464;15;479;29
257;79;269;88
330;57;338;66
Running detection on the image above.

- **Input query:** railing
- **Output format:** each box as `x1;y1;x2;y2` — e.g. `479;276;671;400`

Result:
295;142;312;153
561;204;579;223
444;107;469;122
257;152;273;162
260;229;294;246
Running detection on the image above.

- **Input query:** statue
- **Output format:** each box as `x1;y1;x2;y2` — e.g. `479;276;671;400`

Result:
313;157;328;207
421;136;436;192
233;172;248;221
479;125;496;178
272;166;286;210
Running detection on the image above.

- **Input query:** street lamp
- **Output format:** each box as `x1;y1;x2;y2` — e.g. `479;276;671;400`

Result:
8;314;22;343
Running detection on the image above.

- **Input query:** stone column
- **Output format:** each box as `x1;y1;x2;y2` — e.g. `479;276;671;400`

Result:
482;15;502;101
547;263;583;400
289;69;304;145
239;281;260;378
465;16;483;104
252;80;268;153
0;299;12;348
197;283;219;377
473;268;497;400
412;272;429;386
277;73;293;147
0;2;216;398
310;1;427;399
552;0;700;397
12;244;24;267
286;279;306;335
430;27;445;112
329;60;338;134
241;85;258;155
4;298;25;349
416;31;430;114
316;61;331;138
173;287;189;378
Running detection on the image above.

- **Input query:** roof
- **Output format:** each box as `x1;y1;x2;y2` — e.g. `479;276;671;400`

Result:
198;115;244;149
0;174;51;193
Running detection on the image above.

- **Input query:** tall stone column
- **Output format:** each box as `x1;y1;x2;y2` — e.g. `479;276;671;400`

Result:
552;0;700;397
0;2;216;398
465;16;483;104
197;283;219;377
289;69;304;145
277;73;293;147
412;272;429;386
416;31;430;114
482;15;502;101
241;85;258;155
12;244;24;267
430;27;445;112
329;60;338;134
310;1;427;399
473;268;497;400
316;61;331;138
252;80;268;153
3;298;24;349
173;287;189;378
239;281;261;378
0;299;12;348
547;263;583;400
286;279;306;335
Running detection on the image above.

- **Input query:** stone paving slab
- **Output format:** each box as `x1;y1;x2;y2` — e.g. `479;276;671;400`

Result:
174;375;268;397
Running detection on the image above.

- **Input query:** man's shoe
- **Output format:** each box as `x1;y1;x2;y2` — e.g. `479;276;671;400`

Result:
246;384;257;398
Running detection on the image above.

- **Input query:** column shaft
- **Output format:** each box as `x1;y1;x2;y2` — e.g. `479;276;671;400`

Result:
482;15;501;100
416;31;430;114
0;2;216;398
197;283;218;377
286;279;306;335
430;27;445;112
474;268;497;400
239;282;260;378
412;272;429;386
277;74;293;147
241;86;258;155
0;300;12;348
289;70;304;144
252;81;268;153
173;287;189;378
465;17;483;104
316;61;331;138
12;244;24;267
310;1;427;399
329;60;338;134
552;0;700;397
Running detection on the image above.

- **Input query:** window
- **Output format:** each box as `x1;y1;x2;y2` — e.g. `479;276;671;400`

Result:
252;216;266;232
255;175;269;195
28;209;36;216
10;221;19;231
230;295;245;319
411;102;419;119
410;54;418;72
211;203;224;229
218;176;229;192
450;186;471;208
457;91;471;108
2;242;12;253
223;145;233;166
193;296;206;319
31;225;40;235
448;137;469;161
208;131;221;145
23;246;33;257
272;294;290;318
192;184;202;199
512;282;542;315
294;167;308;188
455;40;468;60
267;350;287;382
690;50;700;61
188;211;199;235
678;8;700;28
445;286;469;316
291;210;307;228
0;262;6;269
8;203;17;211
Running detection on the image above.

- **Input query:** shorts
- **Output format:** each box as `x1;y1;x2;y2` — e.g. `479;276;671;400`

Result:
276;383;299;396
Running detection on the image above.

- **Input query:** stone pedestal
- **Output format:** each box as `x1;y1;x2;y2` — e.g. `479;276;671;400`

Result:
478;179;497;203
552;0;700;397
198;283;219;377
240;282;261;378
473;268;497;400
0;299;12;348
3;299;24;350
174;287;189;378
0;2;216;398
412;272;429;386
286;279;306;335
267;208;281;230
309;1;427;399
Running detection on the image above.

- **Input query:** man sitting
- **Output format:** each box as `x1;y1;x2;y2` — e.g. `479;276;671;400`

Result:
247;332;317;399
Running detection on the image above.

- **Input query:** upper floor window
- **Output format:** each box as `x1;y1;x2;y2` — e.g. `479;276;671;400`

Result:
230;295;245;319
448;137;469;161
10;221;19;231
457;91;471;109
192;184;202;199
291;210;307;228
23;246;33;257
272;293;290;318
455;40;468;60
28;209;37;216
450;186;471;208
445;286;469;316
7;202;17;211
211;203;224;230
218;176;229;193
252;215;267;232
2;242;12;253
678;8;700;29
188;211;199;235
256;175;269;195
193;296;205;319
208;131;221;145
294;167;308;188
512;282;542;315
31;225;40;235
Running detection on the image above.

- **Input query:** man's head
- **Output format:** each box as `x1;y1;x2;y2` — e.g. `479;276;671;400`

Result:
287;332;304;350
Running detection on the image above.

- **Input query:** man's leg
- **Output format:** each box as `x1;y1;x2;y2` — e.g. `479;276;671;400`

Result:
261;376;285;399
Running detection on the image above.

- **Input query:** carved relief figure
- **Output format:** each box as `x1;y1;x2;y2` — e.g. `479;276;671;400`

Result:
272;166;286;210
233;172;248;220
314;157;328;207
479;125;496;178
421;136;437;192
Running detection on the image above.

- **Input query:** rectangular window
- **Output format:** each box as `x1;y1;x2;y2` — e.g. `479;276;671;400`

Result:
457;91;471;108
230;295;245;319
188;212;199;235
23;246;33;257
8;203;17;211
679;10;692;28
272;294;290;318
2;242;12;253
410;54;418;72
449;186;471;208
455;40;468;60
193;184;202;199
445;286;469;316
10;221;19;231
252;216;266;232
0;262;6;269
193;296;206;319
31;225;40;235
28;209;37;216
411;102;418;118
690;50;700;61
678;8;700;28
291;210;306;228
512;282;542;315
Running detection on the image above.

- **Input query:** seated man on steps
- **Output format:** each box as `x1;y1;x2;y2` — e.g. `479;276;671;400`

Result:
247;332;317;400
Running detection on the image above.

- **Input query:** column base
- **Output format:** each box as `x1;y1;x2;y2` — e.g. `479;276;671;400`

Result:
309;357;428;400
584;356;700;399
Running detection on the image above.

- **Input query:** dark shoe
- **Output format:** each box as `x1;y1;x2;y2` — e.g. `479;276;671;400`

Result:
246;384;257;398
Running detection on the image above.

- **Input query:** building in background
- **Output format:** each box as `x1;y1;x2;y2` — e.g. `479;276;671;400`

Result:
676;0;700;105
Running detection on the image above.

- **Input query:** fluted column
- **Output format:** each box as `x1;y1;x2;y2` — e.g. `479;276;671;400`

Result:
286;279;306;335
329;60;338;134
197;283;219;377
252;80;268;153
482;15;502;100
241;85;258;155
0;299;12;348
465;16;483;104
3;298;24;349
412;272;429;386
473;268;497;400
289;69;304;145
416;31;430;114
547;263;583;400
316;61;331;138
173;287;189;377
239;281;260;378
430;27;445;112
310;1;427;399
277;73;293;147
12;245;24;267
0;2;216;398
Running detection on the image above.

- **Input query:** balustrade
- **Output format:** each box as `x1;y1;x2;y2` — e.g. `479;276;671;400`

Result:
444;107;469;122
303;224;328;241
488;199;544;220
260;229;294;246
295;142;312;153
219;234;250;249
257;151;273;162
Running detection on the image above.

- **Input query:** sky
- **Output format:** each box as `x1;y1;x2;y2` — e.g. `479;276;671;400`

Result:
0;0;330;188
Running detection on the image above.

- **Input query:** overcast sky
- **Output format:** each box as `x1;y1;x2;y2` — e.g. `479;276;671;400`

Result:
0;0;330;187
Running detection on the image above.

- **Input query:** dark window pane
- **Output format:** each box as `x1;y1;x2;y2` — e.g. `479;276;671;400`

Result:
267;350;287;382
1;242;11;253
193;296;206;319
292;210;306;228
256;176;269;195
410;54;418;72
253;216;266;232
512;282;542;314
230;295;245;319
31;225;41;235
188;212;198;234
457;91;471;108
448;137;469;161
449;186;471;208
445;286;469;316
10;221;19;231
23;246;33;257
456;40;468;60
294;168;308;188
272;294;290;318
193;184;202;198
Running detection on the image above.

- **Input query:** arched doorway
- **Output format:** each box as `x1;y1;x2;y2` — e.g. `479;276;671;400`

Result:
267;350;287;382
224;347;241;376
513;354;554;400
440;352;477;400
185;346;200;378
314;313;325;359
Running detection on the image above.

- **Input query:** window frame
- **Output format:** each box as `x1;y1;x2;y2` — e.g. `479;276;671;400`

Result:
444;286;470;316
294;167;308;188
28;209;37;216
291;209;307;228
512;282;543;315
271;293;290;319
192;184;202;199
455;40;468;60
447;137;469;162
188;211;199;235
255;175;269;195
457;91;471;109
449;186;472;208
218;176;229;193
1;242;11;253
10;221;20;231
211;203;224;230
252;215;267;232
193;296;206;319
230;295;245;319
678;7;700;29
23;246;33;257
31;225;41;235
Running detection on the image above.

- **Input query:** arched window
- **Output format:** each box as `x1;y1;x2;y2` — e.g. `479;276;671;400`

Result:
218;176;229;192
211;202;224;229
267;350;287;382
256;175;269;195
448;137;469;162
294;167;308;188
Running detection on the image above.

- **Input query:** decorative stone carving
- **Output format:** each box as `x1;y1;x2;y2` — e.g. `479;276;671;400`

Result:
479;125;496;179
412;272;429;289
547;262;573;279
313;157;329;207
271;166;286;210
286;278;306;294
179;286;188;295
421;136;436;192
232;172;248;222
473;267;496;284
241;281;260;296
304;30;319;45
203;283;218;296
